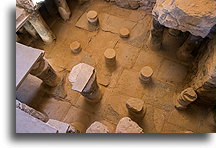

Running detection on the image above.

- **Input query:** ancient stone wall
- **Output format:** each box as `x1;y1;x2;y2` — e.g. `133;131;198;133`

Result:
189;39;216;104
152;0;216;38
105;0;156;12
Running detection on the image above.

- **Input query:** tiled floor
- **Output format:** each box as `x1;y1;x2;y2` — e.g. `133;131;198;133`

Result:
16;0;215;133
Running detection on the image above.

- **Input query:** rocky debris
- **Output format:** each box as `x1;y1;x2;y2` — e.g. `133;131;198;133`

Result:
86;121;109;133
189;39;216;104
126;98;145;120
152;0;216;38
115;117;143;133
175;87;197;110
126;98;144;113
16;100;49;122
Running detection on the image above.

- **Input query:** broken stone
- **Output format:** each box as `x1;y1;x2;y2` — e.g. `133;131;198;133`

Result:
55;0;71;21
175;87;197;110
69;63;102;102
28;12;56;44
23;21;38;39
104;48;116;65
68;63;94;92
119;27;130;38
47;119;70;133
152;0;216;38
70;41;81;54
115;117;143;133
126;98;145;119
139;66;153;83
126;98;144;113
86;121;109;133
16;100;49;122
30;58;61;87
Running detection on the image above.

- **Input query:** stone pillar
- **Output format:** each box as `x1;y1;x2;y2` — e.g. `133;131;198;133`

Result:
30;57;61;87
177;34;203;61
55;0;71;21
16;100;49;122
23;21;38;39
81;73;102;102
139;66;153;84
175;87;197;110
28;12;56;44
86;121;109;133
162;29;187;49
147;18;165;50
87;10;99;26
126;98;146;120
69;63;102;103
104;48;116;66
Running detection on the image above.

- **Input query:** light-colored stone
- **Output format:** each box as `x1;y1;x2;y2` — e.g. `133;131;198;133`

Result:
152;0;216;38
86;121;109;133
47;119;70;133
68;63;94;92
115;117;143;133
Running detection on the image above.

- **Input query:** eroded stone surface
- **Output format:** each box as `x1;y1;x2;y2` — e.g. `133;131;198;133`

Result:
152;0;216;38
86;121;109;133
115;117;143;133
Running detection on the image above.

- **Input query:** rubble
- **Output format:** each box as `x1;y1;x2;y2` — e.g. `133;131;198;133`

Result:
152;0;216;38
115;117;143;133
86;121;109;133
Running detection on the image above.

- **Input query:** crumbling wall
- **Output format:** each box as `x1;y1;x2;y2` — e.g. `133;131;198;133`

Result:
152;0;216;38
189;39;216;104
105;0;156;12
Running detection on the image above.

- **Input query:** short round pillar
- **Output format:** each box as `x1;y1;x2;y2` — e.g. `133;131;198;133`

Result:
70;41;81;54
87;10;99;26
119;27;130;38
139;66;153;83
104;48;116;65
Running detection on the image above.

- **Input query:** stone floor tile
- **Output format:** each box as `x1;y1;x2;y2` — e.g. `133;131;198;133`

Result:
141;80;176;111
116;69;145;99
132;50;164;76
115;42;140;69
157;59;188;84
100;13;136;34
36;97;71;121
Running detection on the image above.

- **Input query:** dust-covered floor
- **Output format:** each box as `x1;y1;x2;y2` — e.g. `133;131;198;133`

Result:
16;0;215;133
